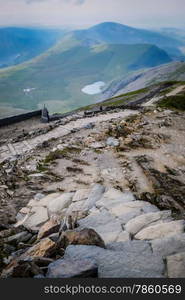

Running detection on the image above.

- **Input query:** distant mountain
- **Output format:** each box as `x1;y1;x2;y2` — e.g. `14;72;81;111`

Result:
0;37;171;115
157;28;185;43
0;27;66;67
71;22;184;58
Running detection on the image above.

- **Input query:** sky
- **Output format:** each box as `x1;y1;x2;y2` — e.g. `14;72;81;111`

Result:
0;0;185;29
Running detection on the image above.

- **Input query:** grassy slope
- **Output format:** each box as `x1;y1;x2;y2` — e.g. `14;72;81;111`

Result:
0;27;65;67
0;40;171;114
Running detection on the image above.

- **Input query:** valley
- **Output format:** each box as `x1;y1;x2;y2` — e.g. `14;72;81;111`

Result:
1;22;185;118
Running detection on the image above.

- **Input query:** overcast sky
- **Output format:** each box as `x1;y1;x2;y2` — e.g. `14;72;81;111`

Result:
0;0;184;29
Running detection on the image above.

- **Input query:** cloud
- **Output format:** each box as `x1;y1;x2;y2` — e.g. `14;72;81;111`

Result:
25;0;86;5
0;0;184;29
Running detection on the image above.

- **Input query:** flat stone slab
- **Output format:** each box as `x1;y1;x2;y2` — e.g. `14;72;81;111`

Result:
46;258;98;278
96;188;135;210
109;201;159;224
151;233;185;257
166;252;185;278
48;193;74;215
78;209;122;244
125;211;172;236
106;240;152;254
65;245;165;278
23;206;49;230
135;220;185;240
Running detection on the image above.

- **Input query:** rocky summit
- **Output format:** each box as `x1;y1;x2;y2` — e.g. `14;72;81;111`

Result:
0;82;185;278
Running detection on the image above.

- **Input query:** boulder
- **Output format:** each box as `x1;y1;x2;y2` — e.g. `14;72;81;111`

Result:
59;228;105;249
135;220;185;240
46;258;98;278
83;184;105;210
21;238;56;258
65;245;164;278
48;193;74;215
125;211;172;236
37;217;60;240
166;252;185;278
96;188;135;210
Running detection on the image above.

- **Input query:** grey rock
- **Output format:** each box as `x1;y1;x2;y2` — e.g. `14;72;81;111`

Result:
46;258;98;278
65;245;165;278
90;142;105;149
125;211;172;236
135;220;185;240
72;189;89;202
34;193;45;201
151;233;185;257
109;201;159;224
166;252;185;278
5;231;31;245
96;188;135;210
106;240;152;253
115;231;130;242
83;184;105;210
106;137;120;147
83;123;95;129
78;209;122;244
48;193;74;215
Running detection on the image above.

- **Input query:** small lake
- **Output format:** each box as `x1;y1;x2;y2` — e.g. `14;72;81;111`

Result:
82;81;105;95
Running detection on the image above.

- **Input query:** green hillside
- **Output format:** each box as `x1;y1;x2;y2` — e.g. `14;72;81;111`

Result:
0;39;171;116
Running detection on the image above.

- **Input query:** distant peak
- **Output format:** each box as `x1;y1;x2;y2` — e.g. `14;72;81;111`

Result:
89;22;131;30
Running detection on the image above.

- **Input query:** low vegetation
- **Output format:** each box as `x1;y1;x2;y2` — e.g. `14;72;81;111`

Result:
158;94;185;110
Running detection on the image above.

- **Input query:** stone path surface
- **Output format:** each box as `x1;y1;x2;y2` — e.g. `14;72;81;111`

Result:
14;184;185;278
0;110;138;163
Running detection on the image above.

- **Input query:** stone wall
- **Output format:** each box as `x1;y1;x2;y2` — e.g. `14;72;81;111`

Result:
0;110;42;127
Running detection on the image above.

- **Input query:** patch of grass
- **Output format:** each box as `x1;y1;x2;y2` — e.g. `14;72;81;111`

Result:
37;162;49;172
108;87;149;100
158;94;185;110
92;149;102;154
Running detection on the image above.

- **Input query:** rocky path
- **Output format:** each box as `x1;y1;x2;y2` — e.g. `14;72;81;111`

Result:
142;84;185;107
1;85;185;278
2;184;185;278
0;110;138;163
